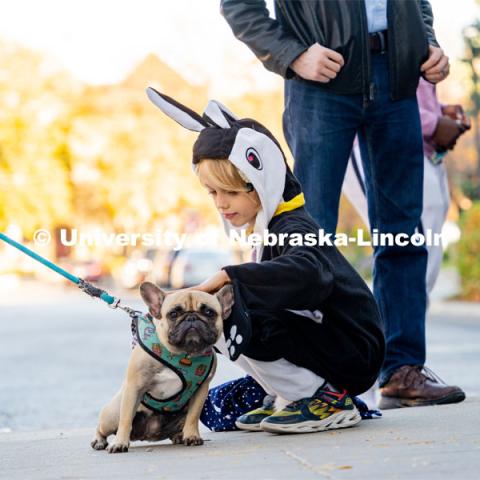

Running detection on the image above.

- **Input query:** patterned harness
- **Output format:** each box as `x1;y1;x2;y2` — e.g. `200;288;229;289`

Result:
134;315;214;414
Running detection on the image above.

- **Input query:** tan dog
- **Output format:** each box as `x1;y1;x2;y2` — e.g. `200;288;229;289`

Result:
91;282;233;453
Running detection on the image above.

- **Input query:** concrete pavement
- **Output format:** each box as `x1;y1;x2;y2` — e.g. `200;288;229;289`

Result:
1;398;479;480
1;277;480;479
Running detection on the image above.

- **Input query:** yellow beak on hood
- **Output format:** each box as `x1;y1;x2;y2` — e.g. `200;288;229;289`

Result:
273;192;306;217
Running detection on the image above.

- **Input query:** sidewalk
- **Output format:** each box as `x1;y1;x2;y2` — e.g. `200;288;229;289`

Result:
2;398;479;480
1;274;479;479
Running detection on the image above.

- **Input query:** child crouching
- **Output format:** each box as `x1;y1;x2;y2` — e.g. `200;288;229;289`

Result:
146;88;385;434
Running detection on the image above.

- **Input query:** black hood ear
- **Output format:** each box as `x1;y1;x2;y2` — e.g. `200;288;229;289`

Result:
146;87;209;132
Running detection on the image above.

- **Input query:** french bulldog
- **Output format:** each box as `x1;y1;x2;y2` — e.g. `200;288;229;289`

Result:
90;282;233;453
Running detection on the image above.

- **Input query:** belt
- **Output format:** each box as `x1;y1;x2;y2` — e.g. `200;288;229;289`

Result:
369;30;388;54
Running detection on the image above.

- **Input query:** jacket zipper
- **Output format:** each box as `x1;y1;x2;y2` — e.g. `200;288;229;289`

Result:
359;1;373;107
387;0;395;100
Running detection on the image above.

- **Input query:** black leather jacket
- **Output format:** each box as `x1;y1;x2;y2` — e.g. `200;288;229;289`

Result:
221;0;439;100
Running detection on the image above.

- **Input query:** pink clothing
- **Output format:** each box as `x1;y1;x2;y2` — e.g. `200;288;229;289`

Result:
416;78;443;159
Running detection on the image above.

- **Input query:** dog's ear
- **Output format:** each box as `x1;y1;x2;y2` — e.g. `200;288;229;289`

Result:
146;87;209;132
140;282;167;319
202;99;238;128
215;284;235;320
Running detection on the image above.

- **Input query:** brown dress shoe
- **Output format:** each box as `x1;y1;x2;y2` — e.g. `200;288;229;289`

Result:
379;365;466;409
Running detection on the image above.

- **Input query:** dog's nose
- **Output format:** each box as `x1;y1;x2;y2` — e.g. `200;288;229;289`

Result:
185;314;198;323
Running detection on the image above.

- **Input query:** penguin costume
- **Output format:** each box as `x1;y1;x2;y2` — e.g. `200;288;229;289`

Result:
146;87;385;398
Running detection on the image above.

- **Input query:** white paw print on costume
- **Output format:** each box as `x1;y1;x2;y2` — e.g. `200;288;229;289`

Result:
225;324;244;357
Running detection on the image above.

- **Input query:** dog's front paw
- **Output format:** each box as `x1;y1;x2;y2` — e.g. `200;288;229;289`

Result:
90;438;108;451
107;441;129;453
183;435;204;446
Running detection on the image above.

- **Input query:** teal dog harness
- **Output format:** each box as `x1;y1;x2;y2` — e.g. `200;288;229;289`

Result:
134;315;214;414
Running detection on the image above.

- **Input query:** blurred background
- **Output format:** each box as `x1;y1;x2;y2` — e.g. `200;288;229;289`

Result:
0;0;479;432
0;0;480;297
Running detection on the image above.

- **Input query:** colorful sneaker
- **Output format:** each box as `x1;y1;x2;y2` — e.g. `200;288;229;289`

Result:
260;388;361;434
235;394;276;431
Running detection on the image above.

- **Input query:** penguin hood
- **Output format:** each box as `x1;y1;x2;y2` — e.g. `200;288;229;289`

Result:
145;88;304;259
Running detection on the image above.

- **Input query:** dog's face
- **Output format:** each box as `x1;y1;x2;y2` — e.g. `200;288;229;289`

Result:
140;282;234;355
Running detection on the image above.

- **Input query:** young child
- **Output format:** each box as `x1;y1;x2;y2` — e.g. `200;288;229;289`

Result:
146;88;385;434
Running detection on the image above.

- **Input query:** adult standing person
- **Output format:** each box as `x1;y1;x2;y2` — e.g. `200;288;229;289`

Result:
221;0;465;408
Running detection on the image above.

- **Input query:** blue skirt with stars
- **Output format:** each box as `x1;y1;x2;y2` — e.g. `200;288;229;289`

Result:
200;375;266;431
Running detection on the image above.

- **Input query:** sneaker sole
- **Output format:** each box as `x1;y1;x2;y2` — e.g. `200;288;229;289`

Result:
379;390;466;410
259;408;362;434
235;421;264;432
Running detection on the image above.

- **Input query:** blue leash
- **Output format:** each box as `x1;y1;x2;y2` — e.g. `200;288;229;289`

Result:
0;232;142;318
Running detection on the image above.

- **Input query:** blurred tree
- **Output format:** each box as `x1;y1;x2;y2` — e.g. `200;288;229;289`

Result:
458;201;480;300
0;41;370;256
462;16;480;198
0;41;76;237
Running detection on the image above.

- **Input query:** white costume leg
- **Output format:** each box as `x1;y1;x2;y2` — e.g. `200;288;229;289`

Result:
342;142;370;228
241;356;326;403
215;336;325;403
421;156;450;293
215;336;277;395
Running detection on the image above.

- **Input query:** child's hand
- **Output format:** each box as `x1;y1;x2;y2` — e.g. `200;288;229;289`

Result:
187;270;231;294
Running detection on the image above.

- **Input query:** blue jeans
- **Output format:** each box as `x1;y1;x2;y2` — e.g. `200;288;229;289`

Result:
283;53;427;385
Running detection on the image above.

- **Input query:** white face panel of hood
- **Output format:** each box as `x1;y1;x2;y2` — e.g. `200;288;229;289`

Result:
219;127;287;259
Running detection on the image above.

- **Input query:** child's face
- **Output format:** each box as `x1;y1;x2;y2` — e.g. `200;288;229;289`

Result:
198;169;260;228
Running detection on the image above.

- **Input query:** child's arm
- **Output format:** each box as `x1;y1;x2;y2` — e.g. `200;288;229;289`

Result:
221;243;334;312
190;239;334;311
190;270;231;293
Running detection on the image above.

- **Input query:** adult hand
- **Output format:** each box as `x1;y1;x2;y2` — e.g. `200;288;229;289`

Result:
291;43;344;83
432;116;462;150
421;46;450;83
186;270;231;294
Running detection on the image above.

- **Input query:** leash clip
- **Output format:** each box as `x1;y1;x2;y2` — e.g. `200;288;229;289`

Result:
117;302;144;318
109;297;121;309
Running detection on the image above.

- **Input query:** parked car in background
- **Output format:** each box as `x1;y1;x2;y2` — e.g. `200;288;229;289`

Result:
59;259;106;286
169;248;238;289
